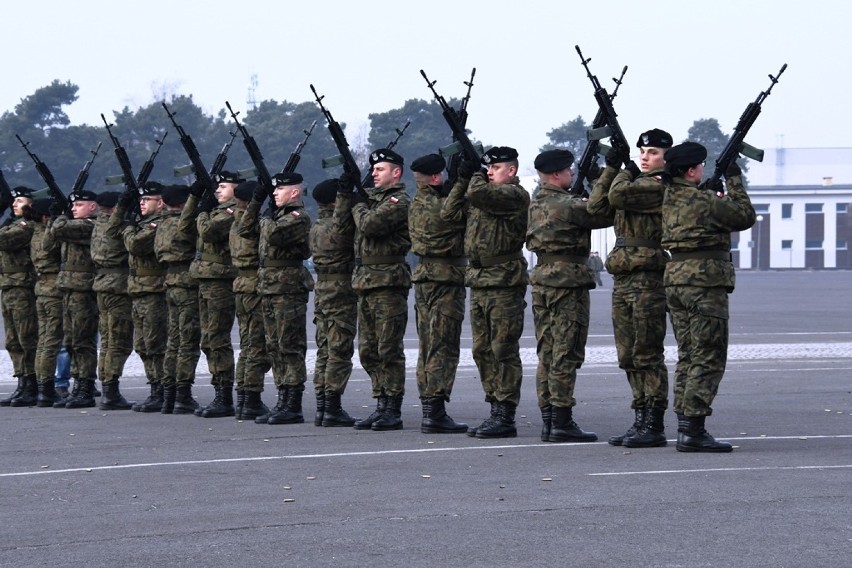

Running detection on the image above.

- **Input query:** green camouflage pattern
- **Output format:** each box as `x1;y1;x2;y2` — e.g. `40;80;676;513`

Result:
415;282;465;400
30;221;61;298
122;211;167;295
97;291;133;383
131;292;166;385
262;292;308;388
155;209;198;289
187;196;238;280
91;210;129;294
358;288;409;397
235;291;269;391
49;215;96;292
63;289;98;379
0;217;36;289
198;279;235;384
470;287;526;405
164;285;200;386
35;294;63;381
2;286;37;377
409;182;466;285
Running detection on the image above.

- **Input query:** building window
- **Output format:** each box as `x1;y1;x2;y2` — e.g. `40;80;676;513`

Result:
731;239;739;250
754;204;770;213
782;204;793;219
838;203;848;214
781;240;793;250
805;240;823;249
838;240;848;250
805;203;823;213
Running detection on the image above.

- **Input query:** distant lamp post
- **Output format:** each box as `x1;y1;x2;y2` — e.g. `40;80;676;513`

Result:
755;215;764;270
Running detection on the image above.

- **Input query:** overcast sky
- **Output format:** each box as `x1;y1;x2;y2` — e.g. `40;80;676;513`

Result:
4;0;845;175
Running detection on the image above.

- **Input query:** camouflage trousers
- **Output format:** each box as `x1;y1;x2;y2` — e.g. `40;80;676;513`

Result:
611;274;669;410
532;285;588;408
312;281;357;396
198;279;235;385
35;294;63;381
358;287;409;398
63;290;98;379
235;291;270;392
262;292;308;390
2;287;38;378
414;281;465;400
97;291;133;383
470;286;525;406
132;292;167;385
164;286;200;387
666;285;729;417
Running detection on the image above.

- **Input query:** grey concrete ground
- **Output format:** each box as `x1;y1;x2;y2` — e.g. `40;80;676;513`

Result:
1;270;850;567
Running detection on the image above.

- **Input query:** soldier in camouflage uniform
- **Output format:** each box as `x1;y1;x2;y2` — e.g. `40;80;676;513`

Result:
661;142;755;452
154;184;201;415
228;180;270;421
49;190;100;408
443;147;528;439
307;179;359;427
185;172;240;418
527;149;611;443
237;172;313;425
587;129;673;448
0;187;38;407
408;154;468;434
116;182;168;412
339;149;411;432
90;191;135;410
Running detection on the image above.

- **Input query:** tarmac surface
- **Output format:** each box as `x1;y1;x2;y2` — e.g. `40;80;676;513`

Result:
1;270;850;567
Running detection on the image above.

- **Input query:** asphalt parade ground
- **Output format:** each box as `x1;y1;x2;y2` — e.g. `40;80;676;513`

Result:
1;270;850;567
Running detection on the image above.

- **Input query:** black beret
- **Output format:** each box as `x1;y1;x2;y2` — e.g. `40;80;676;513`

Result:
138;181;164;197
664;142;707;169
312;178;339;205
30;199;52;217
368;148;404;167
482;146;518;164
234;180;258;202
410;154;446;175
95;191;122;208
162;185;190;206
213;171;244;184
636;128;673;149
70;189;98;202
534;149;575;173
10;186;33;198
272;172;303;187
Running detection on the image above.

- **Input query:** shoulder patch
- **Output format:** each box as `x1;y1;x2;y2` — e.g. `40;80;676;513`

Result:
225;208;234;215
389;196;399;204
290;210;301;217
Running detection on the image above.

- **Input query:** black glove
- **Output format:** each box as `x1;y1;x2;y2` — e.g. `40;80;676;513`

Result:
604;146;624;169
586;161;602;182
700;177;724;193
337;171;358;194
118;189;135;208
189;179;207;197
350;191;368;208
624;160;641;179
253;182;270;202
49;201;64;218
457;159;480;180
725;161;742;177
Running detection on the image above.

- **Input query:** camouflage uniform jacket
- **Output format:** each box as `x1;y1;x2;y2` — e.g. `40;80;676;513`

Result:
187;195;238;280
662;174;756;291
587;166;669;276
123;212;167;295
0;216;35;289
409;182;465;286
91;210;129;294
443;171;528;289
239;197;313;296
309;202;355;274
348;182;411;292
49;215;96;292
527;181;612;289
229;205;260;294
154;209;197;289
30;221;61;298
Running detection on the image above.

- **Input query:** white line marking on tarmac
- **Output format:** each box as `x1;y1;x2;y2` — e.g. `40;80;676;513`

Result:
589;465;852;476
2;434;850;478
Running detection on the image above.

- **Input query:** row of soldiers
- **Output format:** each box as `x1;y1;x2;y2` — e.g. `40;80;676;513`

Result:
0;129;755;452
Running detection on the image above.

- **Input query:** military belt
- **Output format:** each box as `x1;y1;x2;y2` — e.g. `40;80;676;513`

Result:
316;273;351;282
669;250;731;262
536;253;587;265
418;255;469;266
614;237;660;248
469;252;522;269
61;263;95;273
261;259;303;268
131;267;167;277
198;252;231;264
314;265;353;275
0;265;33;274
238;268;258;277
356;255;406;266
97;267;129;275
166;263;191;274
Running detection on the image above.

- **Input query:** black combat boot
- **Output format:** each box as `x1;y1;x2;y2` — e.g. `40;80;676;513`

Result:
676;415;733;453
160;384;176;414
234;389;246;419
322;392;358;427
54;379;81;408
268;387;304;425
624;407;667;448
201;384;235;418
548;406;597;443
467;401;497;437
372;394;403;431
65;379;98;409
55;385;70;400
173;384;199;414
1;377;25;407
421;397;467;434
100;380;134;411
36;380;61;408
476;401;517;439
133;383;160;412
354;396;387;430
239;390;268;421
133;383;164;413
256;387;287;424
676;412;689;434
9;376;38;407
314;392;326;426
540;405;553;442
609;408;646;446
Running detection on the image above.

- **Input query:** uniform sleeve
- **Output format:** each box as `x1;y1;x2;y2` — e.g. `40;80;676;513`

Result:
439;178;468;223
710;175;757;232
332;193;356;233
178;195;200;233
267;211;311;247
197;208;235;243
586;165;619;216
123;223;156;255
0;222;34;250
609;171;665;212
235;198;261;239
467;173;528;216
50;216;95;242
353;195;410;238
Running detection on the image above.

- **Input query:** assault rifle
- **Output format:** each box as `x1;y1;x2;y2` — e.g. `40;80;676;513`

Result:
310;84;368;200
360;119;411;188
575;46;631;170
15;134;70;215
571;65;628;196
708;63;788;193
420;69;482;166
444;68;476;188
281;120;317;175
225;101;274;190
70;142;103;195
